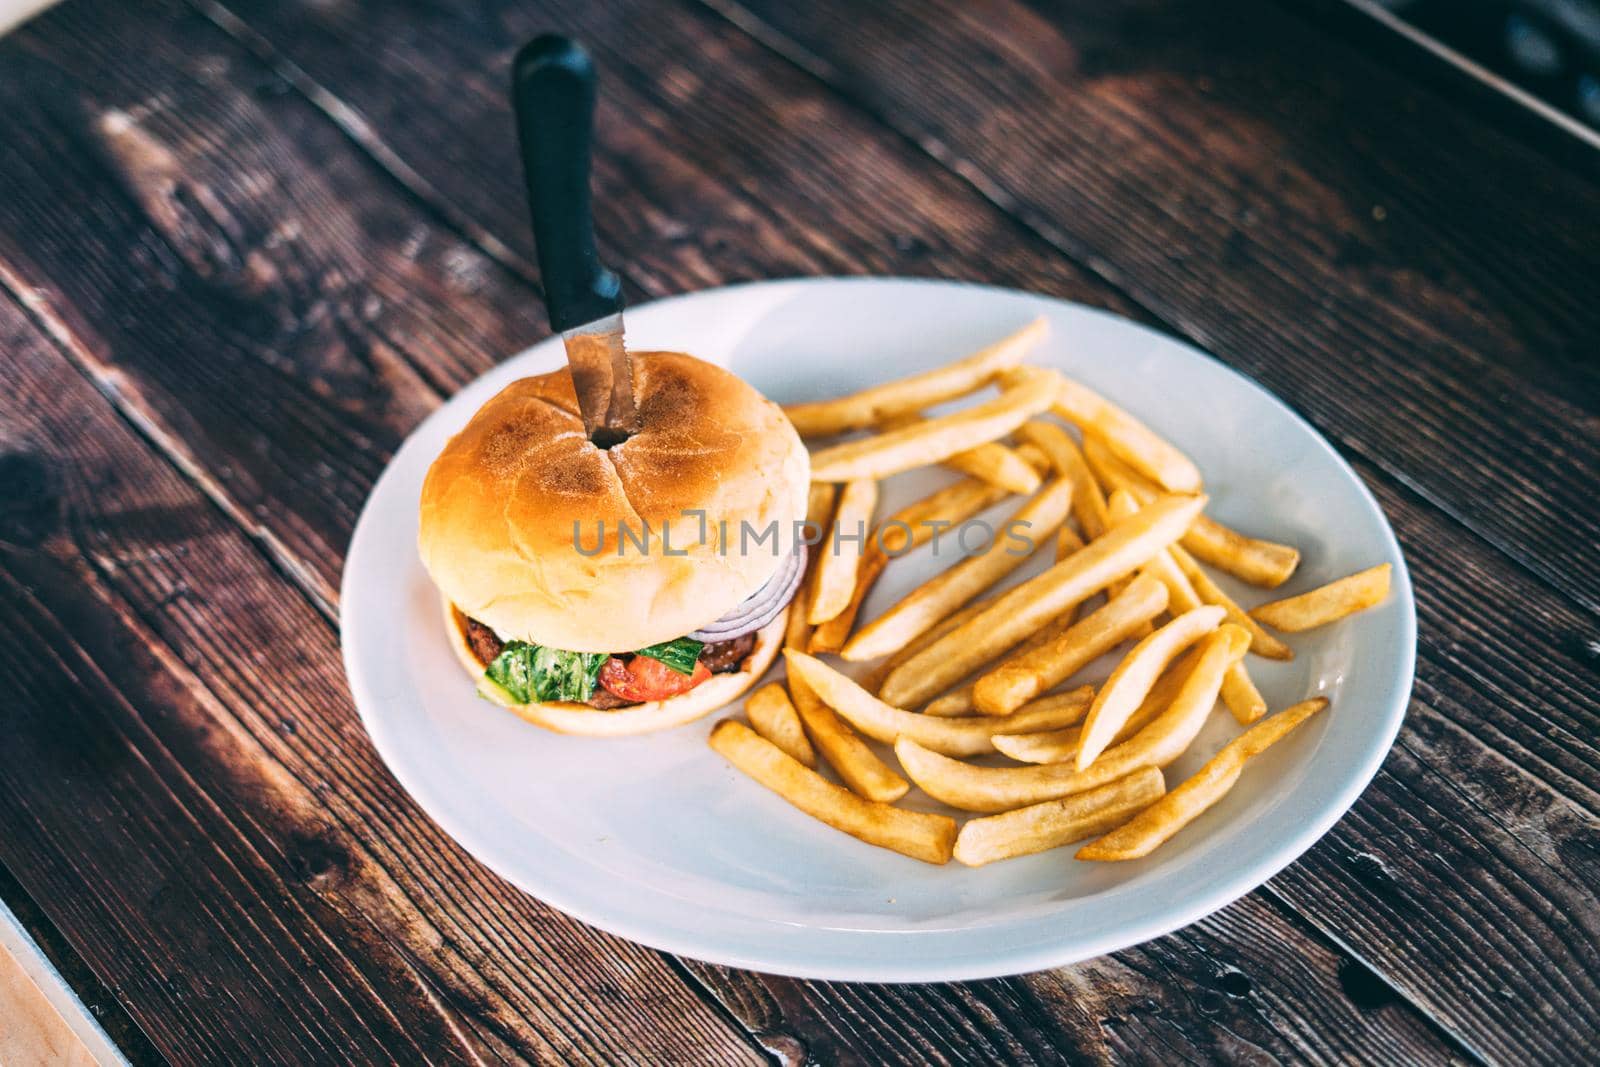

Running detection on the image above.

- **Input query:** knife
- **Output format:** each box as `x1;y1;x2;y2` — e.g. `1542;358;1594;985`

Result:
512;35;638;445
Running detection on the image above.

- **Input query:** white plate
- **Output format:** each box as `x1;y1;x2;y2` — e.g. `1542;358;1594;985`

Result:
342;278;1415;982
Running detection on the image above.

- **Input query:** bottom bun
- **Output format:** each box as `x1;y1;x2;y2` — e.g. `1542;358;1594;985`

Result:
443;598;785;736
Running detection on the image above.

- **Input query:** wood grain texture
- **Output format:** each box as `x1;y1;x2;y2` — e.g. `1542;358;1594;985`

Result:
0;0;1594;1062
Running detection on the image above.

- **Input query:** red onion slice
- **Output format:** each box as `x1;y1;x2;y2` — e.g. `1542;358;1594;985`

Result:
688;544;808;642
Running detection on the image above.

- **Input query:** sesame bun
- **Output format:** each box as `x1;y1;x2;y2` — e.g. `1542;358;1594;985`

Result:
442;597;786;735
418;352;810;652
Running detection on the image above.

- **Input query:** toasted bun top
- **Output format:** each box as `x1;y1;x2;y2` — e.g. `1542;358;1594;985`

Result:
418;352;809;652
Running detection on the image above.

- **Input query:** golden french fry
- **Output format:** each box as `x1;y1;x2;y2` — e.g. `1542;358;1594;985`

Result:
808;367;1059;482
919;566;1107;717
1250;564;1393;632
882;412;1044;495
1117;473;1272;728
1219;665;1268;725
787;483;839;652
787;668;908;803
745;683;817;767
953;767;1166;866
1076;605;1224;769
1078;698;1329;861
898;625;1246;811
709;721;955;864
809;548;887;654
843;479;1072;661
1016;420;1108;539
972;574;1169;716
809;479;878;625
879;494;1207;707
1101;489;1154;639
1047;376;1201;493
783;318;1046;436
1183;518;1300;589
1056;524;1085;561
1083;436;1299;588
1169;546;1293;660
944;441;1044;494
992;649;1200;764
787;651;1090;757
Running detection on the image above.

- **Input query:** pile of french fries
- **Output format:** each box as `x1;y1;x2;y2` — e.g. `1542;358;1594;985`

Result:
709;319;1394;867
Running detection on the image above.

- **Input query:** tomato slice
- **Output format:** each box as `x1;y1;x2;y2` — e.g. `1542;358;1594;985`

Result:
598;655;710;703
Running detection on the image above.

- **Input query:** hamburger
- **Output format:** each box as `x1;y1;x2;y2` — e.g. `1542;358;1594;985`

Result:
419;351;810;735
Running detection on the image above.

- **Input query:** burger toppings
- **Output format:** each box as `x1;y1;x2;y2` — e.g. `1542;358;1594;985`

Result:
470;616;759;708
598;655;711;703
687;545;807;642
633;636;705;675
483;643;607;705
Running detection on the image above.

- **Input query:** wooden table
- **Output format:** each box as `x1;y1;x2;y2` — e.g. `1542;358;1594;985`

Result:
1;1;1595;1063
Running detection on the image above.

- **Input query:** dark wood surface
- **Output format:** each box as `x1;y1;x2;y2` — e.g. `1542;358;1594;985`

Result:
0;0;1594;1062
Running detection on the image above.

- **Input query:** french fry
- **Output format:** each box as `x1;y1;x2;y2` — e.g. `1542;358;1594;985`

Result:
1250;564;1393;632
879;480;1009;556
1083;436;1299;588
972;574;1169;716
842;479;1072;661
1219;666;1268;726
809;478;878;625
896;625;1246;811
879;494;1206;707
1077;698;1330;861
808;367;1059;482
783;318;1046;436
787;482;839;653
787;669;908;803
1127;516;1261;724
953;767;1166;867
920;601;1088;718
992;649;1200;764
745;683;816;767
828;456;1054;657
1170;546;1293;660
863;589;1003;695
787;651;1090;757
882;411;1044;495
1016;420;1108;539
1056;524;1085;561
1101;489;1154;638
1047;375;1201;493
808;548;887;654
1075;606;1224;769
945;442;1043;494
709;721;955;864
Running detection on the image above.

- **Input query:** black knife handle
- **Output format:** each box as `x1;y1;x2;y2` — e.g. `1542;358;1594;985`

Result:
512;35;622;332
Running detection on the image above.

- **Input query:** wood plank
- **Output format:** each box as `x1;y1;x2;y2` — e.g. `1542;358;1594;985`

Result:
0;292;764;1061
685;886;1468;1064
704;0;1600;613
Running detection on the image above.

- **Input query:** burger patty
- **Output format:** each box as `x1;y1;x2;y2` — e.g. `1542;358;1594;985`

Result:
698;631;757;673
463;614;757;707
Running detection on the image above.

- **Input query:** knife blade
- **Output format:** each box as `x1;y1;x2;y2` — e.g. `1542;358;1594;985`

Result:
563;311;638;439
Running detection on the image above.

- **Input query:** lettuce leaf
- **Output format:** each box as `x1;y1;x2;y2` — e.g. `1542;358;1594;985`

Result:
484;642;607;703
634;636;705;676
